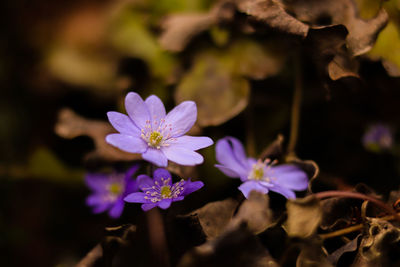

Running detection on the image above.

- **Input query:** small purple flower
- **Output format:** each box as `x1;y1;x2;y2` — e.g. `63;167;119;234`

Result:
85;164;139;218
124;168;204;211
362;123;393;152
215;137;308;199
106;92;213;167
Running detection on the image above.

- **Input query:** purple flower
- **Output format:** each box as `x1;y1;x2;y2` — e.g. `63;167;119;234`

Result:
362;123;393;152
85;164;139;218
106;92;213;167
215;137;308;199
124;168;204;211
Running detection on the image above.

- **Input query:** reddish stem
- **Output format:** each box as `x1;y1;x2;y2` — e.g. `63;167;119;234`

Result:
313;190;400;222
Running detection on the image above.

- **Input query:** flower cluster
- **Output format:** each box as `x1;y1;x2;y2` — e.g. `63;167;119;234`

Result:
85;164;139;218
215;137;308;199
124;168;203;211
86;92;310;216
106;92;213;167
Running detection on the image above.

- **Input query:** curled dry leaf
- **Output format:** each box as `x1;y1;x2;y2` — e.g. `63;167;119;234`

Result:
178;224;279;267
285;195;322;238
353;218;400;266
228;191;274;234
235;0;309;38
328;50;360;80
55;108;141;161
186;198;239;240
296;240;333;267
305;25;360;80
327;234;361;266
282;0;388;56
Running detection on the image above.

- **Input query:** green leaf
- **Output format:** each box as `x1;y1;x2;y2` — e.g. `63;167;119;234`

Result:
108;9;176;80
28;147;83;184
368;21;400;76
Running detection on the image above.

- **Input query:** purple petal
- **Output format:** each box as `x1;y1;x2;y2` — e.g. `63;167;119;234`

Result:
124;192;148;203
108;199;125;218
106;134;147;153
124;179;138;195
182;180;204;196
136;175;154;190
153;168;172;185
92;202;112;214
215;137;249;178
125;164;140;179
269;185;296;199
142;203;157;211
172;196;184;202
238;181;269;199
85;174;109;192
214;164;242;179
158;199;172;209
168;135;213;150
86;195;107;206
164;101;197;137
269;165;308;190
125;92;150;129
162;146;203;166
142;148;168;167
107;111;140;136
145;95;166;122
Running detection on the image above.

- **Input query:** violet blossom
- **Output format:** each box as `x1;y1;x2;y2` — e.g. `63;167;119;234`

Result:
85;164;139;218
362;123;393;152
106;92;213;167
124;168;204;211
215;137;308;199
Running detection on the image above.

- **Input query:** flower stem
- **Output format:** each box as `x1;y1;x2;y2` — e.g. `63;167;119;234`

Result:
146;209;170;267
76;244;102;267
287;53;302;157
319;212;400;240
246;89;256;157
146;164;170;267
313;190;400;222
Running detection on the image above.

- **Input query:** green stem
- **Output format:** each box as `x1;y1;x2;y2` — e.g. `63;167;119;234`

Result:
287;54;302;158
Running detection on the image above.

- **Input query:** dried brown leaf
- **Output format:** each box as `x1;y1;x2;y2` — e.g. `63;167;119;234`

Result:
229;191;274;234
285;195;322;238
353;218;400;266
159;13;216;52
175;51;250;126
328;51;360;80
236;0;309;37
54;108;141;161
187;198;239;240
159;2;235;52
283;0;388;56
327;234;361;266
178;224;279;267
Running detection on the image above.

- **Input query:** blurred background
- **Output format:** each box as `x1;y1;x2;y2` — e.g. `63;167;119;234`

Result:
3;0;400;266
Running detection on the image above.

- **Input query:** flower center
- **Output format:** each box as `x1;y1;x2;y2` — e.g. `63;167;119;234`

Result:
149;131;163;147
109;183;122;195
250;165;264;180
141;119;176;149
160;185;172;198
248;159;278;182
